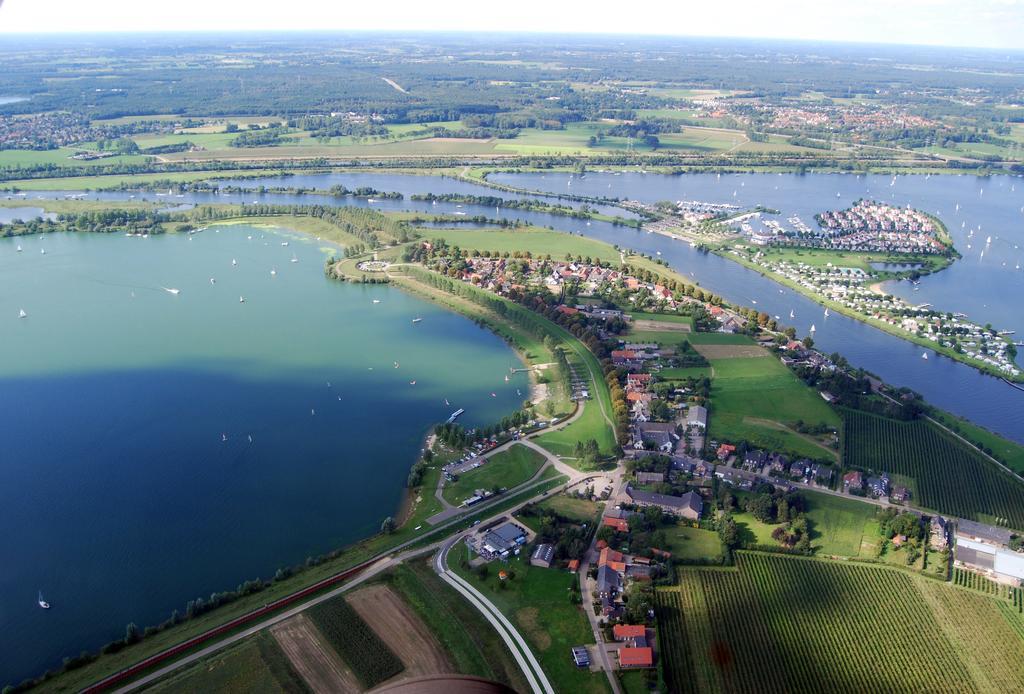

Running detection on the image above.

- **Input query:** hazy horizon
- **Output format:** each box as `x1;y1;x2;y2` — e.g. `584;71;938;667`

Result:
0;0;1022;51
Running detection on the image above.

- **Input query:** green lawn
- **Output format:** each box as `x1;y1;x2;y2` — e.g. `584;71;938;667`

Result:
731;511;778;546
535;396;616;462
687;333;758;345
663;524;723;561
145;632;308;693
628;311;695;326
534;494;605;522
421;227;615;263
708;356;840;460
804;491;877;557
658;366;712;380
442;444;546;506
453;558;610;694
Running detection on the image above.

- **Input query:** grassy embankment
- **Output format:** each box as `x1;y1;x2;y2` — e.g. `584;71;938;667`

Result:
36;468;570;693
441;444;547;506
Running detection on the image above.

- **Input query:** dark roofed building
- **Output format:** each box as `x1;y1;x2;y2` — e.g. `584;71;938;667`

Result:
635;471;665;485
626;485;703;520
597;564;621;598
957;519;1012;546
530;543;555;568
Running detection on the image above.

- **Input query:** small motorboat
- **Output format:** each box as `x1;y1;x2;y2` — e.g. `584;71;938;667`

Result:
412;317;422;323
372;299;381;304
162;287;180;295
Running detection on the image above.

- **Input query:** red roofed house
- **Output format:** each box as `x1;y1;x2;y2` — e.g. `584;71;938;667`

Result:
557;305;580;316
618;647;654;668
603;516;630;533
567;559;580;573
599;547;624;567
612;624;646;642
717;443;736;461
611;350;637;360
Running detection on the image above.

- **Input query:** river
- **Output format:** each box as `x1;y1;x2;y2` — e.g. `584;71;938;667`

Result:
0;225;528;684
16;170;1020;442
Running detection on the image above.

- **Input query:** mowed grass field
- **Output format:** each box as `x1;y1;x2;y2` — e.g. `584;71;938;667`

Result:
145;632;309;693
803;491;877;557
656;552;1024;694
707;352;840;460
663;525;723;561
453;558;610;694
441;444;546;505
421;227;615;261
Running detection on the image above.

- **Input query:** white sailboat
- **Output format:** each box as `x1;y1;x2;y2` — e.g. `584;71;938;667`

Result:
232;259;238;267
38;591;50;609
239;296;245;303
16;244;22;252
810;324;817;333
922;353;929;360
210;278;216;285
824;308;830;318
789;310;795;319
19;308;27;318
40;248;46;255
291;254;299;263
270;268;277;276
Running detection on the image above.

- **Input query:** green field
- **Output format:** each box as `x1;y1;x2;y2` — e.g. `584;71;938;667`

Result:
388;561;531;691
656;552;1024;693
658;366;713;380
842;409;1024;529
421;227;615;261
708;356;840;460
145;632;308;693
534;494;604;522
803;491;877;557
663;525;723;561
927;410;1024;475
535;395;616;462
441;444;546;505
306;595;404;689
453;558;610;694
628;311;695;326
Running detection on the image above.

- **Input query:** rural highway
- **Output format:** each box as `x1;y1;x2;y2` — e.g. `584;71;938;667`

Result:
434;533;555;694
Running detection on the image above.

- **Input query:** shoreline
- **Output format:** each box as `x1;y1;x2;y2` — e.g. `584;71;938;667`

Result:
608;215;1022;383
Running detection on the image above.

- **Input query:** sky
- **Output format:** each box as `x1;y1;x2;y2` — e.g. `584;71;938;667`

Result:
0;0;1022;50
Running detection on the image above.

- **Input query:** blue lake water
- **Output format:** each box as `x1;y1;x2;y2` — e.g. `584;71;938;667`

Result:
13;171;1024;443
0;226;527;684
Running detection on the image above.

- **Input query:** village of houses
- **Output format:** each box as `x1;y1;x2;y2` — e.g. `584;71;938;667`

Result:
425;240;1024;676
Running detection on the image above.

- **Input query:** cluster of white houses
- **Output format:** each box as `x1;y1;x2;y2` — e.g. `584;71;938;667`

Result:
734;252;1020;378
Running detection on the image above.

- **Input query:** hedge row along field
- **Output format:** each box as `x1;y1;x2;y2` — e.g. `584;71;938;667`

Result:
841;408;1024;529
656;553;1024;693
306;595;404;689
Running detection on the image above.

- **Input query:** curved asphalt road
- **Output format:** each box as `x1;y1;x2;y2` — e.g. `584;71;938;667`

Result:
434;534;555;694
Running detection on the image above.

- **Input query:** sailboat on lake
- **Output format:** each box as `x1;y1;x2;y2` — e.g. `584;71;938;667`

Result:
38;591;50;609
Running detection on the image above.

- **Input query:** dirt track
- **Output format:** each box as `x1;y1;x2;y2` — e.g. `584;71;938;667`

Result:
348;583;453;680
271;614;360;693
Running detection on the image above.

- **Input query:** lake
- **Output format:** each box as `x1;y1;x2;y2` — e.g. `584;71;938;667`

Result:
12;171;1024;438
0;225;528;684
